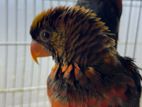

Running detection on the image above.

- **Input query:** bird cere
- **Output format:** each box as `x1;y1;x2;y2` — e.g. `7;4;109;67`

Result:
30;6;141;107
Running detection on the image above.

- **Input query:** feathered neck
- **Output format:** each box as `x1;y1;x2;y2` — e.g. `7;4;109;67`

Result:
48;6;116;67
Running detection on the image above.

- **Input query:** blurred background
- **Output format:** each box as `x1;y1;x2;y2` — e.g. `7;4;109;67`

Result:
0;0;141;107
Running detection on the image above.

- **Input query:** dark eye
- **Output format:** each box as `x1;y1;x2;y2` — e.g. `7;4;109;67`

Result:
40;30;50;42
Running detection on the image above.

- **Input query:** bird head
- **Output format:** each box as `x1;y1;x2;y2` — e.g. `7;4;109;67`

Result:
30;6;115;65
30;7;67;63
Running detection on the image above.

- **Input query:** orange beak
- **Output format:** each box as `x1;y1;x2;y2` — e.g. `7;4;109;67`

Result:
30;40;50;63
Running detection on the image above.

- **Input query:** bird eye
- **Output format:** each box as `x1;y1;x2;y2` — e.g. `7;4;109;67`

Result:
40;30;50;42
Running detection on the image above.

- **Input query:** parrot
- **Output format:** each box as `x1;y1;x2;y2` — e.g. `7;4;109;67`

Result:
76;0;122;48
30;6;141;107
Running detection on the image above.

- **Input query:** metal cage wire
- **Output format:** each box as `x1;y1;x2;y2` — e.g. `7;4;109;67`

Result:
0;0;141;107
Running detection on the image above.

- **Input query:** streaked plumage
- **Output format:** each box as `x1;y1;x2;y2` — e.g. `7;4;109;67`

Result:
30;6;141;107
76;0;122;48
